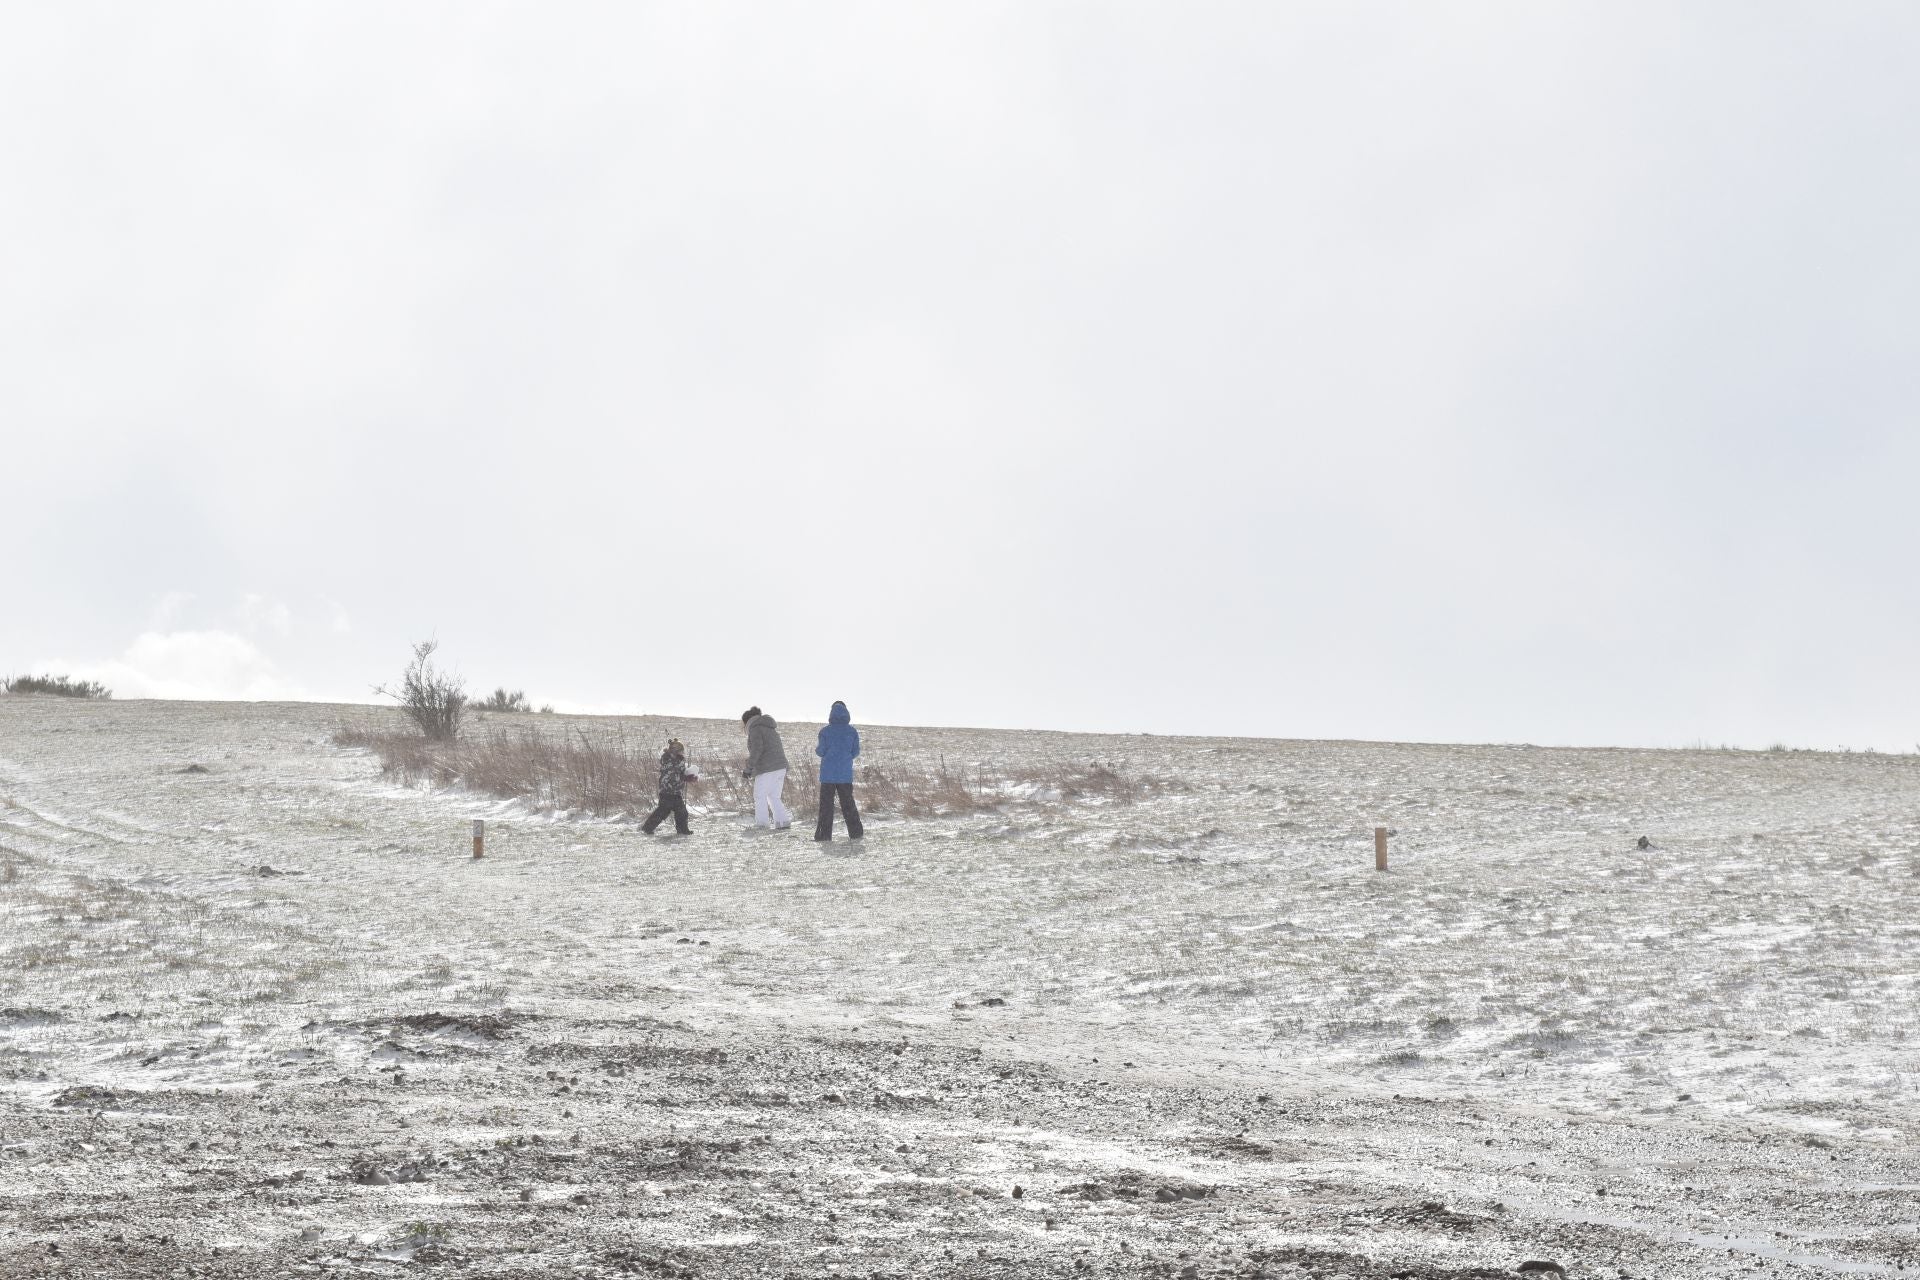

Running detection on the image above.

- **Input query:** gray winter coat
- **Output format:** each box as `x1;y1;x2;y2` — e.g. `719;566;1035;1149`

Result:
744;714;790;777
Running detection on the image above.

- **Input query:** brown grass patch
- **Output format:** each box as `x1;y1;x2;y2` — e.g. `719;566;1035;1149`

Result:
332;726;1172;819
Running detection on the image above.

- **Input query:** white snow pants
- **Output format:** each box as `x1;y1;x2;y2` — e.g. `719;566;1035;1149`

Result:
753;769;791;827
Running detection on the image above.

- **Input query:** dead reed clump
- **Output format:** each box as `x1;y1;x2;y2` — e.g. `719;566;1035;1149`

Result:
860;759;979;818
862;756;1175;816
460;727;657;814
332;714;412;749
332;724;1173;820
807;755;1175;818
333;725;657;816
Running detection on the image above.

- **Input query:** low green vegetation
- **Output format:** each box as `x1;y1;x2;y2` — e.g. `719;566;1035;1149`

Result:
3;674;111;699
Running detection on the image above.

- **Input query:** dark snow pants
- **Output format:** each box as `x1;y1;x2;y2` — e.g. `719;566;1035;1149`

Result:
642;790;690;835
815;783;863;841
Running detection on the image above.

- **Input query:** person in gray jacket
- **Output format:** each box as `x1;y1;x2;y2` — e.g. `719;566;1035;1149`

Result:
740;706;792;830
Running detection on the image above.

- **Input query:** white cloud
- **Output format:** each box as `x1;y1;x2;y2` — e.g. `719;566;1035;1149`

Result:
149;591;196;628
238;594;294;635
52;631;306;702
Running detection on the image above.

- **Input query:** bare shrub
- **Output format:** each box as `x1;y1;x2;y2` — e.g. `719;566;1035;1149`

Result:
3;673;111;699
374;641;466;741
475;687;532;713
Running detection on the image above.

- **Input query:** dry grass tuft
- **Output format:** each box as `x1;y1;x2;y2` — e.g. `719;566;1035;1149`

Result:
337;725;659;815
474;688;532;713
331;725;1173;820
858;757;1174;818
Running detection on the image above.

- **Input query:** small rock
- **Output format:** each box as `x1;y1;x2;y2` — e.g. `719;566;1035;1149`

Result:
1518;1263;1567;1278
519;1188;533;1203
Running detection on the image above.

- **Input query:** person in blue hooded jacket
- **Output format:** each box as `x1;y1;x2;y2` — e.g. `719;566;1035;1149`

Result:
813;701;865;842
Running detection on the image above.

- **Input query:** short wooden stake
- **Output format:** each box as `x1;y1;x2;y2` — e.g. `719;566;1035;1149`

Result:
472;819;485;860
1374;826;1388;872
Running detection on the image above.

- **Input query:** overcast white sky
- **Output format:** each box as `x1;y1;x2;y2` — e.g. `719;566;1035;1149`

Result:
4;3;1917;748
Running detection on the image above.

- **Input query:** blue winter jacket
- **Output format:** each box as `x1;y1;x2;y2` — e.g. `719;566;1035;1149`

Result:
815;701;860;784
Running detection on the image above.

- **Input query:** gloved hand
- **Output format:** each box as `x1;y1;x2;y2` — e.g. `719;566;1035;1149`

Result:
741;768;752;782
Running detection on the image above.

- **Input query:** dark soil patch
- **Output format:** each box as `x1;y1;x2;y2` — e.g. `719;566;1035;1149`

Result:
384;1010;531;1039
0;1006;64;1026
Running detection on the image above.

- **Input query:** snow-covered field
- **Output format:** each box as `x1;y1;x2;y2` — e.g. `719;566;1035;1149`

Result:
2;697;1915;1278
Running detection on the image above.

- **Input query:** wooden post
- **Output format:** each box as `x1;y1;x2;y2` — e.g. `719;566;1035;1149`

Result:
1374;826;1387;872
472;819;485;860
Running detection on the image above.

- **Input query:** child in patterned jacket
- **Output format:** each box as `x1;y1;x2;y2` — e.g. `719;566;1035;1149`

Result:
641;738;698;836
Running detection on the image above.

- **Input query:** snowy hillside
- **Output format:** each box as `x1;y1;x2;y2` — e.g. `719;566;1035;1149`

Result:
2;697;1915;1277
